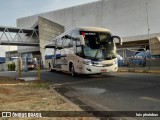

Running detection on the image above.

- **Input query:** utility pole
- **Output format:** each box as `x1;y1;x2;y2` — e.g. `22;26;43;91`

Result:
145;0;151;70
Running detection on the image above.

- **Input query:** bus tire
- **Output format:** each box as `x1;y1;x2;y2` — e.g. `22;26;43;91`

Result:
70;63;76;77
49;63;52;72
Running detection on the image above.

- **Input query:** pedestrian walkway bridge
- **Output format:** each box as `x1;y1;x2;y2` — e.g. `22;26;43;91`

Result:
0;26;39;46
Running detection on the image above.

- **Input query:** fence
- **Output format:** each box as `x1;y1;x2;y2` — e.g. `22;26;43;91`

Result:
117;48;160;70
0;58;41;81
0;59;18;71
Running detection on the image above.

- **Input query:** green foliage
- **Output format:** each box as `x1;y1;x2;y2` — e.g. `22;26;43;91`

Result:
29;82;50;89
8;62;16;71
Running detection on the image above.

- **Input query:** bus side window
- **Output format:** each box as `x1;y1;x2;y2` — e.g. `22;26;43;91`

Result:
72;40;81;55
64;38;71;48
75;40;83;56
70;30;81;55
68;39;73;47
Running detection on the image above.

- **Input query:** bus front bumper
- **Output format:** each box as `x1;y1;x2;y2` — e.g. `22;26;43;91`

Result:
80;64;118;74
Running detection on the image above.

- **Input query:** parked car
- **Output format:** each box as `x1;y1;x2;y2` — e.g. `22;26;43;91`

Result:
117;54;125;66
27;62;35;70
22;62;34;71
132;50;152;66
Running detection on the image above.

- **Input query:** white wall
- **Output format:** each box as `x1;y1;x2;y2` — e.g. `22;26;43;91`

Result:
0;63;8;71
101;0;160;37
17;0;160;52
17;0;160;36
0;64;2;71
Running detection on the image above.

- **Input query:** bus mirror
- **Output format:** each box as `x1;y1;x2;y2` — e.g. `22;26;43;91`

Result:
113;36;123;45
77;35;85;46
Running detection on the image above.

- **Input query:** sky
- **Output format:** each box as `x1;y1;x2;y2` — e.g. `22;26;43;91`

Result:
0;0;99;57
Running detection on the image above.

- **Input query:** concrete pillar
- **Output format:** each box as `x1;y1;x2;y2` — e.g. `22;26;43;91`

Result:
38;17;64;67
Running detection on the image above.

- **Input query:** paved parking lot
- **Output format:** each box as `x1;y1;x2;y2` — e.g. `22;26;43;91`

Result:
0;71;160;120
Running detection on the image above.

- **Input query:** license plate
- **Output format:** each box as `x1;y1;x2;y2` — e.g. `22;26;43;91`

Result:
101;69;107;72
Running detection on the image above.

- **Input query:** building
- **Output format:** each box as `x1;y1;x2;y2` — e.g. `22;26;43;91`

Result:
16;0;160;66
5;50;18;62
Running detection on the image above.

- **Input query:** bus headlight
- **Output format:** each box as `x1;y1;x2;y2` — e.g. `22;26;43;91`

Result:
114;59;118;64
82;60;93;65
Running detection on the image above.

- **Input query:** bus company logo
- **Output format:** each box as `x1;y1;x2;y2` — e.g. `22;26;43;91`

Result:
2;112;11;117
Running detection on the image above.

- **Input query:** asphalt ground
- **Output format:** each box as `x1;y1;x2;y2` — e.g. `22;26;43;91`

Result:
0;70;160;120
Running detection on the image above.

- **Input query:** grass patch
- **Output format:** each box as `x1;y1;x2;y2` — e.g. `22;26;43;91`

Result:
28;82;50;89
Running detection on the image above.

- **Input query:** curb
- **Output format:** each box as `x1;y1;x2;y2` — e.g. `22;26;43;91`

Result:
147;70;160;74
118;68;160;74
50;86;99;120
118;69;160;74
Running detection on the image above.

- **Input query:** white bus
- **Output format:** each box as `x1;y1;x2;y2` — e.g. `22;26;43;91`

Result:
45;27;122;76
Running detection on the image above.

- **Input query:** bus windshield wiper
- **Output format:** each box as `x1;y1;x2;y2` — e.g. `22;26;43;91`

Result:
94;49;100;60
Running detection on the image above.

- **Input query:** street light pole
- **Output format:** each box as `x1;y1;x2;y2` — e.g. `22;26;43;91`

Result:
146;2;150;37
145;0;151;70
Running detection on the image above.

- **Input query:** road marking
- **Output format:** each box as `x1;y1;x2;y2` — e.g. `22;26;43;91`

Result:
139;96;160;103
75;87;107;95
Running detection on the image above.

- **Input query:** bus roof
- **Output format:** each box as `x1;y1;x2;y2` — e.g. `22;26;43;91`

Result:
57;27;110;39
71;27;110;32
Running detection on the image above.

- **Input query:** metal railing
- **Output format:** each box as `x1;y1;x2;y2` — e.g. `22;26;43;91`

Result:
118;57;160;70
0;26;39;46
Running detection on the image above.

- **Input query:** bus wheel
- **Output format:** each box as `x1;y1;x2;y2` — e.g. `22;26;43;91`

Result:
49;63;52;72
70;64;76;76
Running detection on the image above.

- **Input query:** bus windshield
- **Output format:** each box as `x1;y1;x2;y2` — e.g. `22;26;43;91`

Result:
80;31;116;60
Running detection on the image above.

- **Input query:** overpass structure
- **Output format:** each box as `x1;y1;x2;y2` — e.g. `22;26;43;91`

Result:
0;17;65;67
117;33;160;56
0;26;39;46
